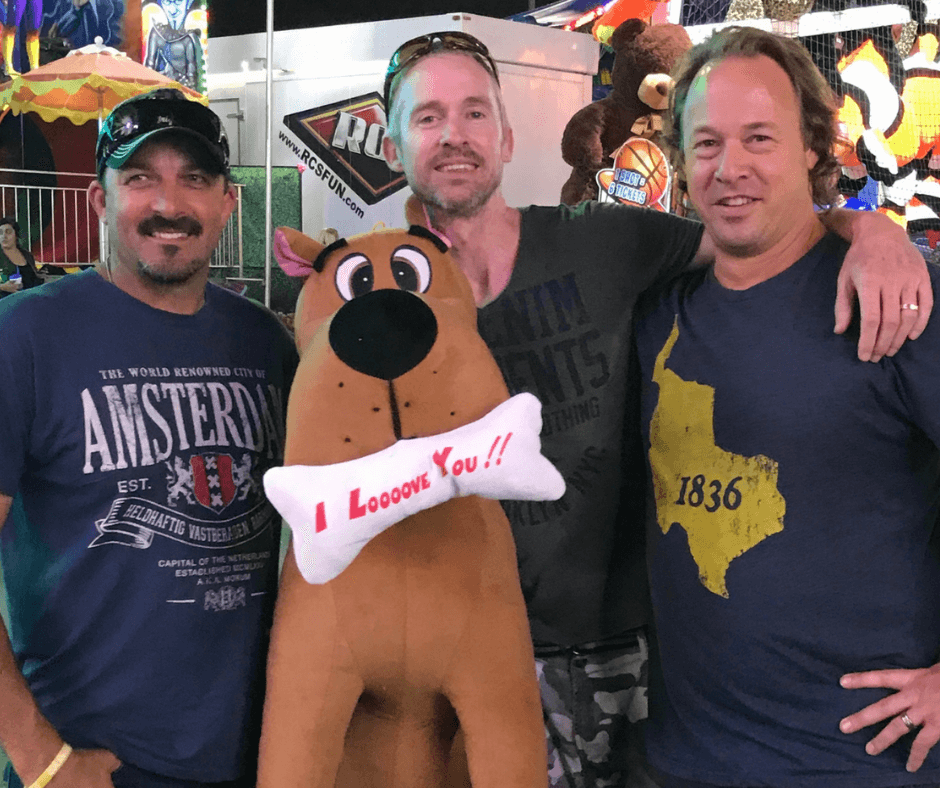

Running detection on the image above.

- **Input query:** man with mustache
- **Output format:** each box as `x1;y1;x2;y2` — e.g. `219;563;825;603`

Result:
0;89;297;788
380;32;932;788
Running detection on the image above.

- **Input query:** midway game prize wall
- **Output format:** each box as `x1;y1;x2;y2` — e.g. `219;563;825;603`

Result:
681;1;940;255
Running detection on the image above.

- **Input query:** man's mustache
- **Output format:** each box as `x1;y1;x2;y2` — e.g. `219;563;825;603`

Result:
138;215;203;237
432;145;484;168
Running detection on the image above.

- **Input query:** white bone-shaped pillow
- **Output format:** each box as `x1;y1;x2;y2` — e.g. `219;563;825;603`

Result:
264;393;565;584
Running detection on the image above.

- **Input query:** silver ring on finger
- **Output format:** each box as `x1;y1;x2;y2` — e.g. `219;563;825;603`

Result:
901;303;920;311
901;713;919;732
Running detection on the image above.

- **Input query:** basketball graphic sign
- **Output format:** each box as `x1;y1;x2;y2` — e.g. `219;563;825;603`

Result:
596;136;672;211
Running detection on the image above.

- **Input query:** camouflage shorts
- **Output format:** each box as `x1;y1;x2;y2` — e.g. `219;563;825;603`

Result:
536;628;659;788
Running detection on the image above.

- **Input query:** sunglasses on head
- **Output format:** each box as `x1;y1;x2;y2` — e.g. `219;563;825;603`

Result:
383;31;500;114
97;96;228;177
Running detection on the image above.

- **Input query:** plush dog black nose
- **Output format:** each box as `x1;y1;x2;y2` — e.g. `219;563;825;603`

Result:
329;289;438;381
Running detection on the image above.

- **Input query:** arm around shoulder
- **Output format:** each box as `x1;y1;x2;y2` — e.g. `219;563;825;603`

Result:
820;208;933;362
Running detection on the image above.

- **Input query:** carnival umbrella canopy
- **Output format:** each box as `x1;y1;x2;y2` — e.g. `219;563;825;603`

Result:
0;37;206;126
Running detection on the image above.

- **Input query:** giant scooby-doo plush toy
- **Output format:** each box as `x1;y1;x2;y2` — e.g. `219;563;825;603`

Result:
257;224;564;788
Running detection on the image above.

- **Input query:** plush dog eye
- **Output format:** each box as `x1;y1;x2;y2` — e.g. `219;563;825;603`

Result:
335;253;374;301
391;246;432;294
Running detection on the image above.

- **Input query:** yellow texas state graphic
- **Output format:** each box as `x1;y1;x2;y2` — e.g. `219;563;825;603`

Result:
649;319;786;597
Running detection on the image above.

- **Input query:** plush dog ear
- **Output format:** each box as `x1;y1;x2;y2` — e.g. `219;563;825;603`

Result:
274;226;339;278
404;194;425;228
404;195;452;248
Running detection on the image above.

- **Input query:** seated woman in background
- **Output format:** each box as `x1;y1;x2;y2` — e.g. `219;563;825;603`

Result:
0;217;40;298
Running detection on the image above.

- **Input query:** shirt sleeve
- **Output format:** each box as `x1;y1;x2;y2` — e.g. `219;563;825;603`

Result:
576;202;705;296
0;301;34;496
631;208;704;296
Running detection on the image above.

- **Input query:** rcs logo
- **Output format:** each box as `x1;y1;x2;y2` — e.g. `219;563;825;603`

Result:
330;108;386;161
283;92;407;206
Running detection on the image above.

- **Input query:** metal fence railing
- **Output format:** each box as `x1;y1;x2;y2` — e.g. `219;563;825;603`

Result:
210;182;252;288
0;168;246;285
0;168;97;268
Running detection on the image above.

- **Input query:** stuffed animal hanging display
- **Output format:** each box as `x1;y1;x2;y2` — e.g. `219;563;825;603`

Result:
831;21;940;238
257;224;565;788
559;19;691;207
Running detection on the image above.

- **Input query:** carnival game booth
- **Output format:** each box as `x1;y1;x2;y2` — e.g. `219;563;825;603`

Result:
515;0;940;253
205;13;600;239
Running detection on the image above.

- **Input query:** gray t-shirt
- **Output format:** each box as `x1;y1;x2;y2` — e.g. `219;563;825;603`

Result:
476;201;703;646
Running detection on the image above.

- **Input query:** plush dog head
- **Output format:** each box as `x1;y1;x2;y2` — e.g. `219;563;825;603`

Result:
274;225;508;468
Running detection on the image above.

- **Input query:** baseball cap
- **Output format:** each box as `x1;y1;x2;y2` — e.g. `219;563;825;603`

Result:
96;88;230;180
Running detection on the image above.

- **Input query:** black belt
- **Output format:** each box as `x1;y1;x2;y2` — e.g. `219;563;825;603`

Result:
533;630;641;659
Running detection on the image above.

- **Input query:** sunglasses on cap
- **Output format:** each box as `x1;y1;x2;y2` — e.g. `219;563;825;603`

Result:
96;88;229;180
383;31;500;114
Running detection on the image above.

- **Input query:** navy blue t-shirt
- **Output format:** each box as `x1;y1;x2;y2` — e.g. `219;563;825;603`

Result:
0;270;297;782
636;234;940;787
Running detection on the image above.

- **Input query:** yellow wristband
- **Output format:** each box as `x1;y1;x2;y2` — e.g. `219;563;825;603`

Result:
26;743;72;788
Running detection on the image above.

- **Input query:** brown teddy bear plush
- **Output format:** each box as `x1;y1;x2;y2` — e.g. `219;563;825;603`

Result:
560;19;692;205
257;225;565;788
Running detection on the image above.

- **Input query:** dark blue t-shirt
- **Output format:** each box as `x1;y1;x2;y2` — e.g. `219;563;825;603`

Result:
0;270;298;782
635;234;940;787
